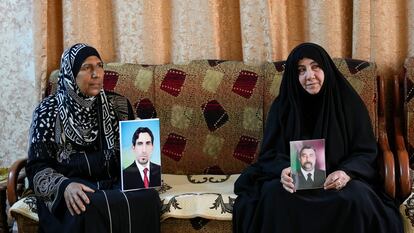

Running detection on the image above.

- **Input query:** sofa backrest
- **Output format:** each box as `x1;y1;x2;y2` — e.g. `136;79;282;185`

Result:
46;58;378;175
105;60;264;175
403;57;414;159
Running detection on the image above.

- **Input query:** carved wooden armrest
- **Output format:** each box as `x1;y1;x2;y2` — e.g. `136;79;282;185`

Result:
378;129;396;198
378;75;396;198
7;158;27;206
393;74;412;200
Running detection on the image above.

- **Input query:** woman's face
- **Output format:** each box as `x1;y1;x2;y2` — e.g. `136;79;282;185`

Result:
297;58;325;95
75;56;104;96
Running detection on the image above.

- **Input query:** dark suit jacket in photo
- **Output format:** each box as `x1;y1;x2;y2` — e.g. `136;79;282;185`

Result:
293;168;325;189
122;161;161;190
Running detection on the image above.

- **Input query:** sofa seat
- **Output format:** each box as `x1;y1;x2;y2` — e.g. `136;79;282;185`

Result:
9;174;238;230
160;174;238;221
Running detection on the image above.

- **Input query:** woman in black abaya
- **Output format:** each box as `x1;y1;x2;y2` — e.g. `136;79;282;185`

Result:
27;43;160;233
232;43;403;233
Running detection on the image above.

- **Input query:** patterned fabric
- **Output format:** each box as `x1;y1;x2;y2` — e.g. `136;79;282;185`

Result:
103;63;156;119
404;57;414;161
155;60;263;174
9;196;39;222
34;43;117;152
400;178;414;233
56;44;115;149
159;174;237;221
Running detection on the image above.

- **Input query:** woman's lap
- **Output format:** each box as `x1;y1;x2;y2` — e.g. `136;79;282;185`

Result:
38;187;160;233
235;178;402;233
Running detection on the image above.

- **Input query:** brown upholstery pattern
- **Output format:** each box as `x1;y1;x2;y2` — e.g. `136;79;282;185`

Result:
104;63;156;119
154;60;263;174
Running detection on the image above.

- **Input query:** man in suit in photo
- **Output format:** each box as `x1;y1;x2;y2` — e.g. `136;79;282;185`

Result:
293;145;325;189
123;127;161;190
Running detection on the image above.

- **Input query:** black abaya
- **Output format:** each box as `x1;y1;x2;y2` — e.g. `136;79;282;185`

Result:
232;43;403;233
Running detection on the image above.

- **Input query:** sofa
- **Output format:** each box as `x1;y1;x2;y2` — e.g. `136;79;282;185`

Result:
7;58;397;233
393;57;414;233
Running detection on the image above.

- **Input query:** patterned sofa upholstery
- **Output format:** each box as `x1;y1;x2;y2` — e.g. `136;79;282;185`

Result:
7;59;396;233
393;57;414;233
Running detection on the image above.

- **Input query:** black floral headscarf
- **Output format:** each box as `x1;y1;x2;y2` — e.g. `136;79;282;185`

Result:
30;43;118;152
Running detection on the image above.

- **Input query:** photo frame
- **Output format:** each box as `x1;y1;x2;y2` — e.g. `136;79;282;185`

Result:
120;118;161;191
290;139;326;190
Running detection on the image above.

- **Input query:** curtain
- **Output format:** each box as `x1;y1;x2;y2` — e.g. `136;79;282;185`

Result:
34;0;412;98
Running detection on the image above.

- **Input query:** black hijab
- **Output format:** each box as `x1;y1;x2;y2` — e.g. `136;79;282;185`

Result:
235;43;378;194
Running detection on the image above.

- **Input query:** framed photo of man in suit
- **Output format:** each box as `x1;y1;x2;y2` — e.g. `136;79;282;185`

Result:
290;139;326;190
120;118;161;191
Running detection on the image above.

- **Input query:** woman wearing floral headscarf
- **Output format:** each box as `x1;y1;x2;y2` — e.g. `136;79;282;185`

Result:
232;43;403;233
27;43;160;233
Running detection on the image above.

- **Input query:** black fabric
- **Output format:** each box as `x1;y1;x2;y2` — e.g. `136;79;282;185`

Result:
37;181;160;233
232;42;403;233
72;46;101;78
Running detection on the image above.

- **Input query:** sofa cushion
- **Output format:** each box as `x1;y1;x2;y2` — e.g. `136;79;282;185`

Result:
154;60;263;174
104;63;157;119
9;195;38;222
10;174;238;224
160;174;237;221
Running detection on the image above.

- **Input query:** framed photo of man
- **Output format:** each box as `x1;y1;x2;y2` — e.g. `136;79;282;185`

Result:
290;139;326;190
120;118;161;191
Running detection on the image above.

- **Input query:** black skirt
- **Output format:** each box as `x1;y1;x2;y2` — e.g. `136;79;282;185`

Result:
233;179;402;233
37;187;160;233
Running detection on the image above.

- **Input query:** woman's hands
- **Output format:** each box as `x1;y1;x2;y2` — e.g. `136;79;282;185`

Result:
64;182;95;215
281;167;296;193
324;170;351;190
281;168;351;193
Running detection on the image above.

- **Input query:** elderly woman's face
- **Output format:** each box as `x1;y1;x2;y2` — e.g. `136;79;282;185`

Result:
297;58;325;95
76;56;104;96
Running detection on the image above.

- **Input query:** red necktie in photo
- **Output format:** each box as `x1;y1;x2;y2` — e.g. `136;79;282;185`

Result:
143;168;149;189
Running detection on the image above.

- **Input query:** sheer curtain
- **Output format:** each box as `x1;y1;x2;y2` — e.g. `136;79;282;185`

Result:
34;0;412;97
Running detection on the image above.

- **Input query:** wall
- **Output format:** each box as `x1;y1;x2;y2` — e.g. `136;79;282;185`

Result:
0;1;36;167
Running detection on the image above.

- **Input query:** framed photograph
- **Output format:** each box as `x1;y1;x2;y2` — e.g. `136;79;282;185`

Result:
290;139;326;190
120;118;161;191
